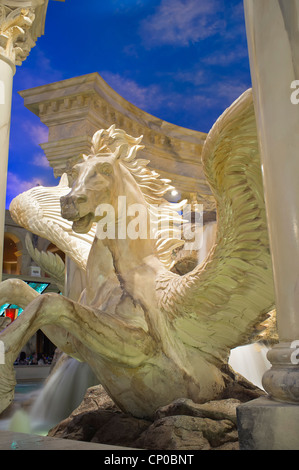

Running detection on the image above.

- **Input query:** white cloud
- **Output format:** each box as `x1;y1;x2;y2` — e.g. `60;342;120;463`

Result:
216;80;250;103
139;0;224;47
174;69;207;86
32;152;50;169
16;49;63;90
100;69;249;134
202;46;248;66
6;172;47;202
22;121;49;146
185;80;250;113
122;44;139;58
101;71;167;111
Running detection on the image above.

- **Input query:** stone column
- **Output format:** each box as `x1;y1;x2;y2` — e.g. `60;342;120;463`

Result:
237;0;299;450
0;58;14;283
0;1;57;281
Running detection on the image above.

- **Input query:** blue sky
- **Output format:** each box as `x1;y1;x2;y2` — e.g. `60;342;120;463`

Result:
6;0;251;208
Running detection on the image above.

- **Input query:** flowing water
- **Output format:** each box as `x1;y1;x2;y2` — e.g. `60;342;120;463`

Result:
229;342;271;390
0;358;98;435
29;357;98;434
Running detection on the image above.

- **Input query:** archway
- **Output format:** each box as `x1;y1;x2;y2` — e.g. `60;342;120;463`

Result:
3;233;21;275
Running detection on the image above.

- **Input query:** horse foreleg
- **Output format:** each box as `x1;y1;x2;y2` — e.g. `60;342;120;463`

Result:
0;292;150;414
0;279;83;360
0;279;40;309
0;279;41;334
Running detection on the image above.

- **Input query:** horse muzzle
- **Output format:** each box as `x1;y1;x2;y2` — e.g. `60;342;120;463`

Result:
60;194;81;221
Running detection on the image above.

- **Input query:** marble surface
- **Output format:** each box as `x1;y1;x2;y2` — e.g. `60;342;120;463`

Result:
244;0;299;407
0;59;14;281
244;0;299;341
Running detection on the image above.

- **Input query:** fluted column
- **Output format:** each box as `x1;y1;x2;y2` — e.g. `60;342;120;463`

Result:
244;0;299;403
0;1;51;281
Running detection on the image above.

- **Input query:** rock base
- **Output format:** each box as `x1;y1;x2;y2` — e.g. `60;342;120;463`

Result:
48;367;265;450
48;387;259;450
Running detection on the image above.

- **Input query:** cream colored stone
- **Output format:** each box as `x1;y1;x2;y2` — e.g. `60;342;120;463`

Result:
0;91;275;418
244;0;299;404
0;5;35;69
245;0;299;342
25;233;65;292
0;58;13;282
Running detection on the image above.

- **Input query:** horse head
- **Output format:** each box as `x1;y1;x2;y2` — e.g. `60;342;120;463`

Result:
60;154;116;233
60;125;143;234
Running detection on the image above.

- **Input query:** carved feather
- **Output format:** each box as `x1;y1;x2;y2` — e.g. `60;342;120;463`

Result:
9;174;96;272
157;89;275;361
25;233;65;292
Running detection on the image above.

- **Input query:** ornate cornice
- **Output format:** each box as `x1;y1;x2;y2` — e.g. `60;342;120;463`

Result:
19;72;216;210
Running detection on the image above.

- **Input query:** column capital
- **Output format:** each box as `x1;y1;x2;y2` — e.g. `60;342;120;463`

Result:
0;1;50;70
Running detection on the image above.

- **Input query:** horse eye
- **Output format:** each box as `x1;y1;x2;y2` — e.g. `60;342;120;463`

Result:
98;163;112;175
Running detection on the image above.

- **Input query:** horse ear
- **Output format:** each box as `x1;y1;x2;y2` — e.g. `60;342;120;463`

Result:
91;130;104;154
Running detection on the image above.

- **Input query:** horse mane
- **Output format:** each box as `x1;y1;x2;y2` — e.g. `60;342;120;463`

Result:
90;125;187;269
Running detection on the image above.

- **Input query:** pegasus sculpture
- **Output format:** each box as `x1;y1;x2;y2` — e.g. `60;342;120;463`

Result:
0;89;275;418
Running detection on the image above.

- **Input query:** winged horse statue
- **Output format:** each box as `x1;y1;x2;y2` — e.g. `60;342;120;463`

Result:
0;89;275;418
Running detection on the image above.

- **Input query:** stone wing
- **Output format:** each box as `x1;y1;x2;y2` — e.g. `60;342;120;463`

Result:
157;89;275;361
9;174;96;273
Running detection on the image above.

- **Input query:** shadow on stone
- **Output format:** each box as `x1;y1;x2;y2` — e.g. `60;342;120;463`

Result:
48;368;264;450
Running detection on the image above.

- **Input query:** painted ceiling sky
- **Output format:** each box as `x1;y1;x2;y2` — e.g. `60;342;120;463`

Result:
6;0;251;208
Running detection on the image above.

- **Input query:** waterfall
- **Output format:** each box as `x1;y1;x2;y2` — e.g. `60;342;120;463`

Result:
29;357;99;433
229;343;271;390
0;357;99;435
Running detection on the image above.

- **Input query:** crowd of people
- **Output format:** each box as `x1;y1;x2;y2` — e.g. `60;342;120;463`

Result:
14;351;53;366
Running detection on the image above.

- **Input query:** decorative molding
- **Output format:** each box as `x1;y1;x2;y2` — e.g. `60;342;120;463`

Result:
0;1;63;68
19;72;216;209
40;135;92;176
0;4;35;67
